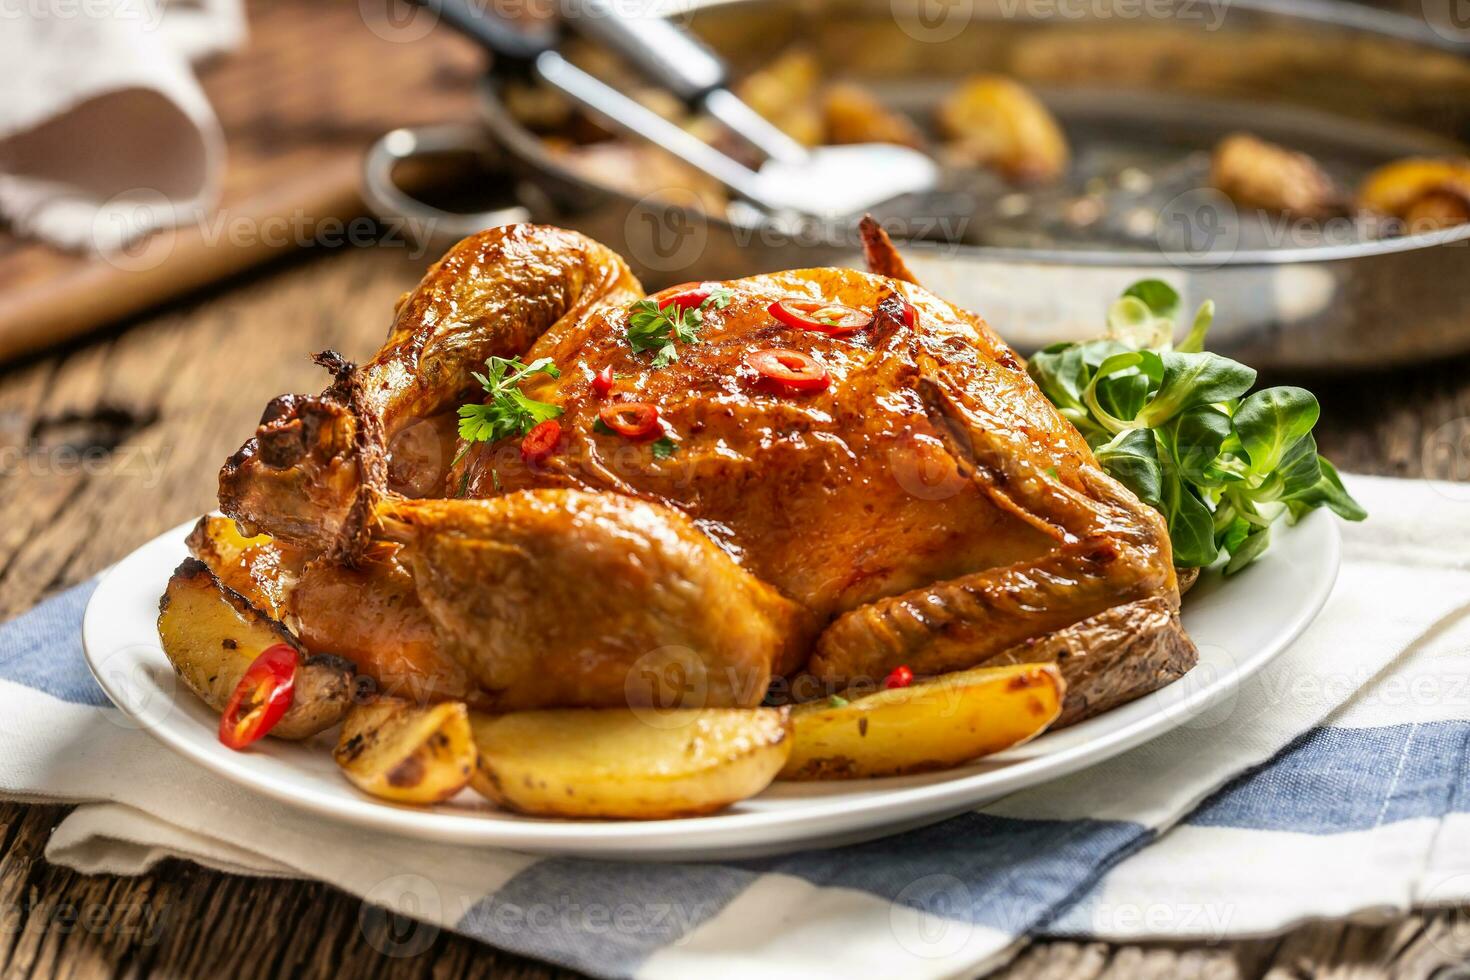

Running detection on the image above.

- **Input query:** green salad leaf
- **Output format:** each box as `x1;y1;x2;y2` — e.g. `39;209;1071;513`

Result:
1029;280;1365;574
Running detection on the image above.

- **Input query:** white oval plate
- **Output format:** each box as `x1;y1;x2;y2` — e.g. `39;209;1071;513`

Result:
83;510;1339;860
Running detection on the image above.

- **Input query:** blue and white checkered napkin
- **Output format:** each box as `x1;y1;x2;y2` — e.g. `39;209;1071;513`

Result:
3;474;1469;978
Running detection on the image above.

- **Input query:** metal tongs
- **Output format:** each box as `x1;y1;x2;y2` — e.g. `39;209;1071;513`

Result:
412;0;939;218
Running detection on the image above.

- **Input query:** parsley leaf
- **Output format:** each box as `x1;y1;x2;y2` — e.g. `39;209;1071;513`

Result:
651;436;678;460
455;356;562;450
625;287;732;368
627;299;702;366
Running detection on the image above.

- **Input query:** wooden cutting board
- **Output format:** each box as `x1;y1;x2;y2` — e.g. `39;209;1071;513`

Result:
0;0;483;362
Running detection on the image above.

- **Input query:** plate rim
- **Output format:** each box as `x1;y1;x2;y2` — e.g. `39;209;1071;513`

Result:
82;511;1340;857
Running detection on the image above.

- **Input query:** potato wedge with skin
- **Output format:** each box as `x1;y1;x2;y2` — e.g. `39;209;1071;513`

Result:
780;663;1064;780
186;515;295;620
937;75;1069;184
469;708;791;819
1357;157;1470;230
822;83;924;149
334;700;475;804
157;558;355;740
1210;133;1341;218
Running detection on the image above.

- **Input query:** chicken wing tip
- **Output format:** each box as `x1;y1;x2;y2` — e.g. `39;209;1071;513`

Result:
858;215;919;286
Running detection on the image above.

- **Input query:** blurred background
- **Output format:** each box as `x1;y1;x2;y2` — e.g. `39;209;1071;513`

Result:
1;0;1466;368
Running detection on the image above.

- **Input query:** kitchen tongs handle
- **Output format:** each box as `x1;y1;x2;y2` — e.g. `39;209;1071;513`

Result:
403;0;780;210
559;0;807;164
531;51;771;206
404;0;555;64
561;0;725;102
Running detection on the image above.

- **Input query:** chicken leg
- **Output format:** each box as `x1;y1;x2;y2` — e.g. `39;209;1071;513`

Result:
374;490;813;711
220;225;643;557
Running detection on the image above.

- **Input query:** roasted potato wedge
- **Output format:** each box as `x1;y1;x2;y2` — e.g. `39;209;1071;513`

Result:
822;83;924;149
1357;157;1470;228
469;708;791;819
735;48;823;147
780;662;1064;780
186;515;295;620
937;75;1069;184
1210;133;1341;218
157;558;354;740
334;699;475;804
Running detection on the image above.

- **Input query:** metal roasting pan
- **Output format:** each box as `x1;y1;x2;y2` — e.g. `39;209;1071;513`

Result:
366;0;1470;370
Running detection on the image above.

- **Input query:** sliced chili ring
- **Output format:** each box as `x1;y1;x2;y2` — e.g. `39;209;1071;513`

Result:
746;348;830;393
599;401;662;440
769;297;870;336
656;282;716;312
591;365;614;398
520;419;561;463
219;643;297;750
883;664;914;690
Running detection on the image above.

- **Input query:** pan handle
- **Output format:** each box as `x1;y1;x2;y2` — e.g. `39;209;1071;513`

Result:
361;124;531;246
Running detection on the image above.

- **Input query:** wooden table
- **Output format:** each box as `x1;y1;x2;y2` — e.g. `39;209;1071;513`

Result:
1;241;1468;979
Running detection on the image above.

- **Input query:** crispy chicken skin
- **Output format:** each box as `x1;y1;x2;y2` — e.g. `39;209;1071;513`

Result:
214;220;1195;720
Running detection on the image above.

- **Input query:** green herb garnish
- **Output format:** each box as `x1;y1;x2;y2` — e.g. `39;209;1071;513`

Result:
454;356;562;459
651;436;679;460
1029;280;1365;574
625;287;734;368
828;695;850;708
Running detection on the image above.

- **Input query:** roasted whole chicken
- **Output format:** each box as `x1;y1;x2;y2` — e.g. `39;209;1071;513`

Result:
211;220;1196;724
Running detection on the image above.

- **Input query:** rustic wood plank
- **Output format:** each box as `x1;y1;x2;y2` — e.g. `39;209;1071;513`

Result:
0;241;1467;979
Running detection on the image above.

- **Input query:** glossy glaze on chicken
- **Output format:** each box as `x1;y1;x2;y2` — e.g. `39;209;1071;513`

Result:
214;221;1196;721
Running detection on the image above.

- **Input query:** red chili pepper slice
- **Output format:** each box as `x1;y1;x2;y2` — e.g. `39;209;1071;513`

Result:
657;282;716;312
883;664;914;690
219;643;297;750
520;419;561;463
591;365;614;398
599;401;661;440
746;348;830;393
769;297;871;336
900;299;919;329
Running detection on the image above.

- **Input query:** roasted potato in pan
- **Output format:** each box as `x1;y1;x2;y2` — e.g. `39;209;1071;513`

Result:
780;663;1064;781
334;699;475;804
469;707;791;819
157;558;354;740
1210;133;1342;219
936;75;1069;184
823;83;925;149
1357;157;1470;229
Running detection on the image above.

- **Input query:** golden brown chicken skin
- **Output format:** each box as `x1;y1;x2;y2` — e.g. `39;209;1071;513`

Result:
214;221;1195;719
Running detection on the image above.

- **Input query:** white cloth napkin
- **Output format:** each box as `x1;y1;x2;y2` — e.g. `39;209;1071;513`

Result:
3;474;1469;979
0;0;241;251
